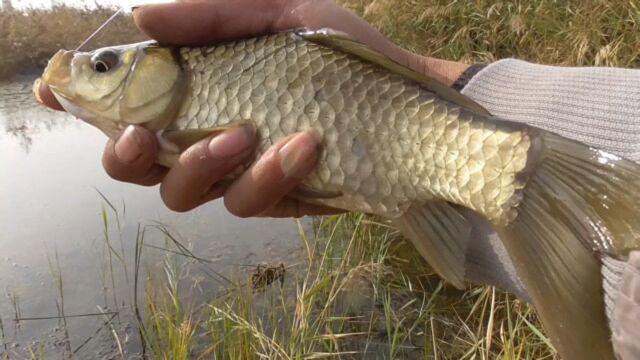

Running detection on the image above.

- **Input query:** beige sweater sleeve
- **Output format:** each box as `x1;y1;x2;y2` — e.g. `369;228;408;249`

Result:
460;58;640;360
461;59;640;160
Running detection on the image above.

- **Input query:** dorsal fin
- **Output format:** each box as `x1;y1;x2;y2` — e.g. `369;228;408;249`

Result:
296;28;491;117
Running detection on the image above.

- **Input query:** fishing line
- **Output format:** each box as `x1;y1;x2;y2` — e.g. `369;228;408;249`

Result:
75;7;124;51
74;0;175;51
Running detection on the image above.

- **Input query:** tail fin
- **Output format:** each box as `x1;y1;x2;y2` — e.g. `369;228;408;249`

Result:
496;132;640;360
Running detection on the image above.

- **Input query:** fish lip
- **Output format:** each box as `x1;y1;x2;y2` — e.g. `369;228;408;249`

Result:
32;77;44;105
41;49;74;97
32;73;72;112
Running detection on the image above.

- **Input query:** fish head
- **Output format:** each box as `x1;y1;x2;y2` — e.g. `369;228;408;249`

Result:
41;42;187;138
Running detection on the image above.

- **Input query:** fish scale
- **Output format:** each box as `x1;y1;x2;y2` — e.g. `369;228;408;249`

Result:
171;32;530;219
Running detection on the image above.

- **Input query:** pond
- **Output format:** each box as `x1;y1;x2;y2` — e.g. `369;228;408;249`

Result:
0;75;308;358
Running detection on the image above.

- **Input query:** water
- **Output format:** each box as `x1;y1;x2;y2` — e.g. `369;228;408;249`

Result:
0;76;308;358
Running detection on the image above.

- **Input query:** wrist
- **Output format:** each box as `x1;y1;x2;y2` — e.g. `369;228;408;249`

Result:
293;3;470;87
393;47;470;86
421;57;471;86
406;52;470;86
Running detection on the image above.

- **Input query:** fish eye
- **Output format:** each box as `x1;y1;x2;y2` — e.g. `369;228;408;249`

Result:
94;60;109;73
91;50;119;74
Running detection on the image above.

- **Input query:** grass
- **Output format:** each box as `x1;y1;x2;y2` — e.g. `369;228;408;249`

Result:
136;214;556;359
340;0;640;67
3;0;639;358
45;246;73;357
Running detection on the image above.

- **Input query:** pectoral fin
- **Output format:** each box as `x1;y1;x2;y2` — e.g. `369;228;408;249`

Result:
290;185;342;200
156;121;257;167
162;120;257;152
393;201;471;289
162;128;228;153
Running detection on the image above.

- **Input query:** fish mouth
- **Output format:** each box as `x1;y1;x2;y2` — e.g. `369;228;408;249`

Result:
41;49;74;98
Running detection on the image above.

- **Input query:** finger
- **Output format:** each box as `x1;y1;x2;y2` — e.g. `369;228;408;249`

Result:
102;125;167;186
132;0;409;77
160;126;255;212
132;0;301;45
35;79;64;111
223;130;320;218
258;196;345;218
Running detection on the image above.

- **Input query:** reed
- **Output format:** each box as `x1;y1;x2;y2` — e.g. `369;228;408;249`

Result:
0;5;144;80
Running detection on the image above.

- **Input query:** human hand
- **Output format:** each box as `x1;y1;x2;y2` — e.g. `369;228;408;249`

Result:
37;0;467;217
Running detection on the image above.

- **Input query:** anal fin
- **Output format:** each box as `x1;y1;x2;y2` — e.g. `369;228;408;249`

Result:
393;201;471;289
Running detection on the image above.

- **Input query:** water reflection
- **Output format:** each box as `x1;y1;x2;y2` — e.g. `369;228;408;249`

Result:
0;76;76;152
0;78;308;358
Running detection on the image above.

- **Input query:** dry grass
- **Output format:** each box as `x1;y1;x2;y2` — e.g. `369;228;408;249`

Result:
340;0;640;67
0;5;144;80
141;215;555;359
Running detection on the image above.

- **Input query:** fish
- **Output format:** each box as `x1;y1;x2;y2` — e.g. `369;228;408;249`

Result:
37;28;640;360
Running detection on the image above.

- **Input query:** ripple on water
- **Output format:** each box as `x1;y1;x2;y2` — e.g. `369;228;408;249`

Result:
0;76;81;153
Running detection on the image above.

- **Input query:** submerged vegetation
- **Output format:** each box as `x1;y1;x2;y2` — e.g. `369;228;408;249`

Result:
2;0;639;358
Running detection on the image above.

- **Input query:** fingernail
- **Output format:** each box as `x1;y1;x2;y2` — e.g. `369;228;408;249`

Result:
279;130;319;179
129;0;174;10
208;126;255;158
114;125;142;164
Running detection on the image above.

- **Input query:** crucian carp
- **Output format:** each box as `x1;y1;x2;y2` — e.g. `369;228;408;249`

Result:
37;28;640;360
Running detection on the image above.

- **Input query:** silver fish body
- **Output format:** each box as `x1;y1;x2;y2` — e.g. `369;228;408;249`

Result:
173;32;531;224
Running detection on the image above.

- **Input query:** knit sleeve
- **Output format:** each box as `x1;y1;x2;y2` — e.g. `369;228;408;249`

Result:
460;59;640;162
